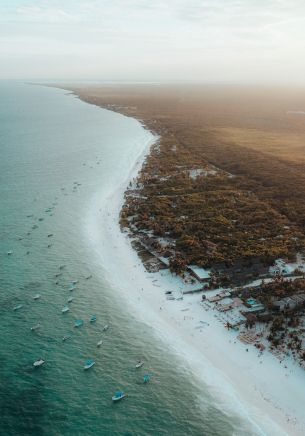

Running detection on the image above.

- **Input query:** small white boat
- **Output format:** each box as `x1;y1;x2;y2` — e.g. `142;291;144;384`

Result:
33;294;41;300
68;286;76;292
102;324;109;331
13;304;23;311
71;280;78;284
135;361;144;369
112;391;126;402
33;358;45;367
67;297;73;303
31;323;41;331
7;250;13;255
84;359;95;370
62;335;71;341
97;340;103;347
62;306;70;314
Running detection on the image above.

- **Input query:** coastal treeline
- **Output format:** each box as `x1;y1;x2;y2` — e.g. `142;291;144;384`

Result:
121;137;305;273
70;84;305;278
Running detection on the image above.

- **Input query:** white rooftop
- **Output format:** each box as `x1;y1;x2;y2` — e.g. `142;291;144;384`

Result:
188;265;211;280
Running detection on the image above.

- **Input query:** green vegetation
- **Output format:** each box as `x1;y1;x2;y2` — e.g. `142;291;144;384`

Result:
69;84;305;279
121;138;305;274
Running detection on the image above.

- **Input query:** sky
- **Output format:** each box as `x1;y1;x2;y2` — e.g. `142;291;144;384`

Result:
1;0;305;83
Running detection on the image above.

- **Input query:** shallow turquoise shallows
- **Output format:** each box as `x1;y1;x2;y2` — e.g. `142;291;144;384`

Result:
0;82;246;435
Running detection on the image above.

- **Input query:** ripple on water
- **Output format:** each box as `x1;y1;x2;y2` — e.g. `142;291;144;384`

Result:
0;82;245;436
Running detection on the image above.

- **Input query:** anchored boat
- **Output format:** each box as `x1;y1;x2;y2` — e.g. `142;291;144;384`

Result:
33;358;45;367
84;359;95;370
13;304;23;311
143;374;151;383
112;391;126;402
74;319;83;328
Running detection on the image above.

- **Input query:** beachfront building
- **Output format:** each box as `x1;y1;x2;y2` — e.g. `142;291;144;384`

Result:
274;293;305;311
206;291;231;303
242;303;265;314
158;256;170;267
217;297;243;312
188;265;211;282
269;258;295;276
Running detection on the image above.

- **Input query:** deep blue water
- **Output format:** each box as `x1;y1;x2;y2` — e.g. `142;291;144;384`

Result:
0;82;246;435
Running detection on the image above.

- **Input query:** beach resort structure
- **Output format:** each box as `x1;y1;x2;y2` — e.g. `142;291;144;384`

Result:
273;293;305;311
188;265;211;283
269;258;302;276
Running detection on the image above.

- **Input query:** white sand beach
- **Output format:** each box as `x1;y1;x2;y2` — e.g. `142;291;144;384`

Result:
85;120;305;436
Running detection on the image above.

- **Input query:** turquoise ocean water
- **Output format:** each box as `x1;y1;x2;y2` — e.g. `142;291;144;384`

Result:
0;82;249;435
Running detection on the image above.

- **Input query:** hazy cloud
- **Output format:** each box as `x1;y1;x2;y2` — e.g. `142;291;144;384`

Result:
0;0;305;82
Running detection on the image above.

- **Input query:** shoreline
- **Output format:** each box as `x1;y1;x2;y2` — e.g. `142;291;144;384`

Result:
81;105;305;435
